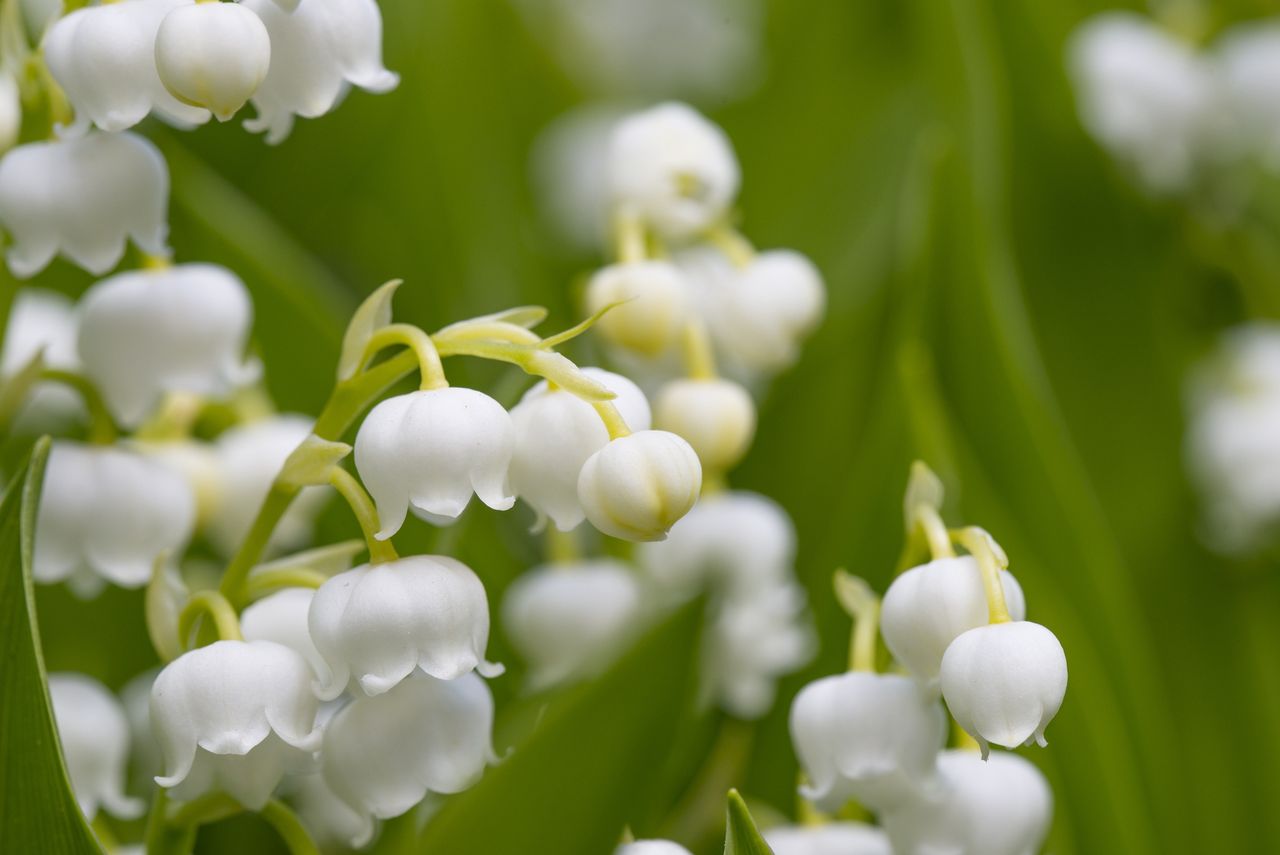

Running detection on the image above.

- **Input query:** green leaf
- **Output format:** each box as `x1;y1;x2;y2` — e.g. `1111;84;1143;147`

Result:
411;601;702;855
723;790;774;855
0;437;104;854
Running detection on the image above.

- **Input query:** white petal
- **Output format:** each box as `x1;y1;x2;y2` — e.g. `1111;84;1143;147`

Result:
577;430;701;541
48;673;144;821
763;822;893;855
242;588;327;679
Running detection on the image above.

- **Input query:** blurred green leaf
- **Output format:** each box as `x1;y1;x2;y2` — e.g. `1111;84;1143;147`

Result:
723;791;773;855
0;437;103;854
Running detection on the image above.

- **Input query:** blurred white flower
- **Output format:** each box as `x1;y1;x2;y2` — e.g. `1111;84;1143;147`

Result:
501;560;646;690
77;263;256;427
881;749;1052;855
704;581;813;719
309;555;503;700
43;0;211;137
321;671;498;845
1216;22;1280;171
585;261;691;357
763;822;893;855
615;842;694;855
791;672;946;814
608;103;740;239
20;0;63;42
35;441;195;598
134;440;221;529
509;368;651;531
654;377;756;472
48;673;145;821
240;0;399;144
879;556;1026;687
355;388;515;537
577;429;702;541
0;132;169;278
530;105;626;251
0;289;84;431
155;1;272;121
241;587;326;679
120;668;163;790
287;770;369;849
940;621;1068;757
151;640;322;809
0;72;19;153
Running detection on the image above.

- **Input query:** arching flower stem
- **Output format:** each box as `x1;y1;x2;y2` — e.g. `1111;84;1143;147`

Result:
177;590;243;648
329;466;397;564
953;526;1012;624
833;570;881;673
592;401;632;440
259;800;321;855
361;323;447;391
244;567;328;601
914;503;955;561
704;223;756;269
681;319;718;381
38;369;118;443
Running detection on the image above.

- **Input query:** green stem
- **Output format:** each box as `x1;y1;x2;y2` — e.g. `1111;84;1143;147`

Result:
547;526;579;564
954;526;1011;624
244;567;328;601
144;788;197;855
704;224;756;269
613;208;647;264
913;504;955;560
592;401;632;439
361;323;447;391
177;590;243;647
259;800;320;855
680;320;718;381
833;571;881;673
329;467;397;563
167;793;242;828
39;369;117;443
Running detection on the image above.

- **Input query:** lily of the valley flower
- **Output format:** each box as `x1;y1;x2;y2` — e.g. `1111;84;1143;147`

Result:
585;261;691;356
355;388;515;537
0;72;18;153
509;368;651;531
48;673;145;821
241;588;326;679
791;672;947;814
287;771;369;850
240;0;399;144
151;640;323;809
309;555;503;700
763;822;893;855
35;441;195;598
1;289;83;431
577;429;701;541
653;377;756;472
705;581;813;719
0;132;169;278
321;671;498;846
1217;23;1280;170
155;1;272;121
939;620;1068;757
615;843;694;855
77;263;256;427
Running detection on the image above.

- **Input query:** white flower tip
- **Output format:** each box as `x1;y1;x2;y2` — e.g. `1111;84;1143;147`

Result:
477;660;505;679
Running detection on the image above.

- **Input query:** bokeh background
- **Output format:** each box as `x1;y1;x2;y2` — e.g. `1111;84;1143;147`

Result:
14;1;1280;853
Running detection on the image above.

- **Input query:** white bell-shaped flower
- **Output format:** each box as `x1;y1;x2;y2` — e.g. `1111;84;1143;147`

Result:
240;0;399;144
242;588;326;679
76;263;256;427
309;555;503;700
616;842;693;855
638;490;794;600
134;440;221;529
509;368;651;531
21;0;64;43
151;640;322;809
155;2;272;121
704;581;813;718
322;671;498;845
607;102;740;239
790;672;946;814
939;620;1068;756
0;132;168;278
881;749;1052;855
585;261;691;356
1;289;83;431
121;668;163;790
355;388;515;537
43;0;211;137
530;105;623;251
654;377;756;471
206;415;330;555
288;770;369;849
1217;23;1280;170
577;429;701;541
501;560;646;690
48;673;145;821
0;72;19;153
763;822;893;855
35;441;195;598
879;556;1026;687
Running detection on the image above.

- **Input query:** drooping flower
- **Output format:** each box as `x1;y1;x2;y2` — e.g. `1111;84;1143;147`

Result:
530;105;625;251
763;822;893;855
501;560;646;690
1216;23;1280;171
1;289;83;431
48;673;145;821
939;621;1068;757
879;555;1026;687
321;671;498;846
42;0;211;137
615;842;694;855
653;377;756;472
577;429;702;541
790;672;947;814
704;581;814;718
241;588;327;679
585;261;691;356
154;1;272;121
240;0;399;144
880;749;1052;855
35;441;195;598
0;132;169;278
286;770;369;850
309;555;503;700
151;640;322;809
0;72;19;153
509;368;651;531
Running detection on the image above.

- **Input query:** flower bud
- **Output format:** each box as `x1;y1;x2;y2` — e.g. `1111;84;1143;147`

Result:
241;0;399;144
309;555;502;700
48;673;145;821
939;621;1068;756
881;749;1052;855
77;263;256;427
577;429;701;541
585;261;690;357
791;672;946;813
501;560;646;691
35;441;195;599
704;250;826;373
242;588;326;679
608;102;740;239
354;388;515;538
879;556;1026;686
43;0;211;137
151;640;322;809
0;132;169;278
321;671;498;845
509;368;651;531
707;581;813;718
763;822;892;855
155;2;271;122
0;72;18;154
654;377;755;471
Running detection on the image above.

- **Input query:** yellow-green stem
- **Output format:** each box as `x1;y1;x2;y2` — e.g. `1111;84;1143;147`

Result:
705;224;756;269
834;571;881;673
177;590;242;648
547;526;580;564
613;208;647;264
914;504;955;560
954;526;1011;624
329;467;397;564
39;369;117;444
362;323;447;390
244;567;328;601
593;401;632;439
681;319;718;380
260;800;321;855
